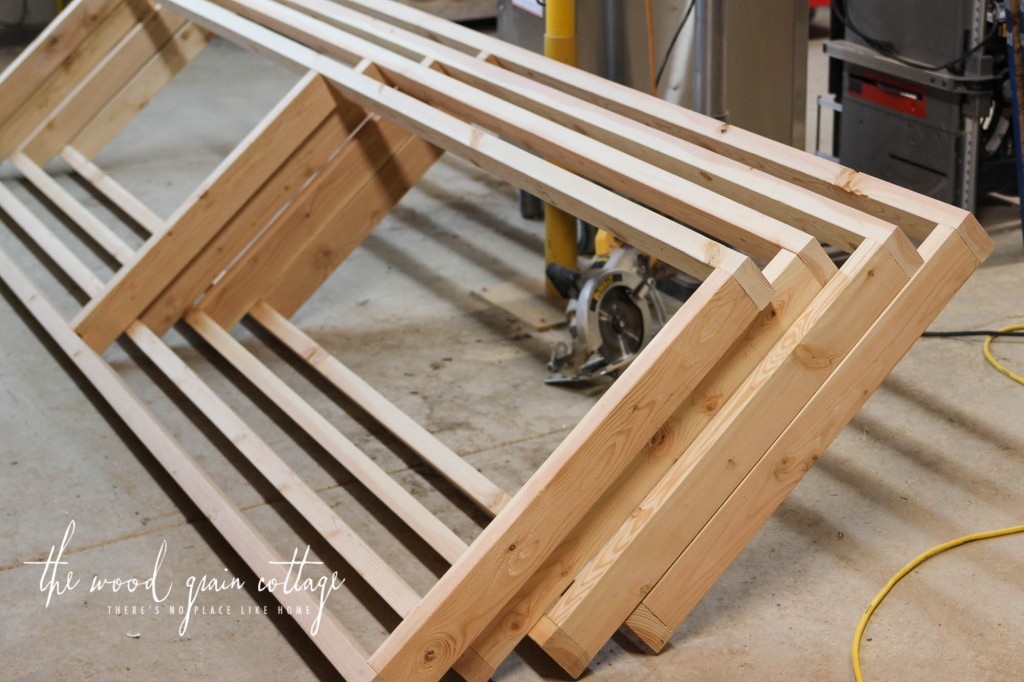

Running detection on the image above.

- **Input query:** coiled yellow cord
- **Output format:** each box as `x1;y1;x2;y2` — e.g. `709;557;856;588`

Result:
983;324;1024;386
853;524;1024;681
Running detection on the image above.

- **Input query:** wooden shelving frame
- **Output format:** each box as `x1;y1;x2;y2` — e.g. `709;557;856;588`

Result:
0;0;991;680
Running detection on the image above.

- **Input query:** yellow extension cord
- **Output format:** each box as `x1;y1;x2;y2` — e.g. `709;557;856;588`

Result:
853;324;1024;680
983;324;1024;386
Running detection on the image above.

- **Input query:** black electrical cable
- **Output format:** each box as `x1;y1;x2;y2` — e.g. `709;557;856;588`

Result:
922;329;1024;337
0;0;28;30
833;0;998;77
655;0;695;87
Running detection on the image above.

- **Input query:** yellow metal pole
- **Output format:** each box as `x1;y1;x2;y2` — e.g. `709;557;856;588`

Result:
543;0;578;299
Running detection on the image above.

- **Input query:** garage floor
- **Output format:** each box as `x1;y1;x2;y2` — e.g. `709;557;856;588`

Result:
1;15;1023;682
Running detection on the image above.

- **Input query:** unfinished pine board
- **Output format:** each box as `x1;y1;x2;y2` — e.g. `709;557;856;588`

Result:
0;247;377;681
0;0;153;159
534;242;913;676
0;0;995;680
213;0;837;285
625;226;986;653
61;145;166;233
71;70;339;352
250;301;511;516
260;132;442;318
70;21;213;159
198;111;439;327
462;252;825;679
20;7;190;164
470;278;566;332
329;0;991;255
0;0;129;128
279;0;920;276
166;0;773;306
139;94;370;333
369;271;761;679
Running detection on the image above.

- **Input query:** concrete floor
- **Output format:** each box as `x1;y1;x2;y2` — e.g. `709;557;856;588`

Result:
2;15;1024;682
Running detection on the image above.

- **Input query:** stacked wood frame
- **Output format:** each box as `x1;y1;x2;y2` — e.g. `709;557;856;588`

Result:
0;0;992;680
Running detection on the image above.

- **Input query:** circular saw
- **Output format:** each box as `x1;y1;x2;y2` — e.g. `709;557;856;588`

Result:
545;246;668;383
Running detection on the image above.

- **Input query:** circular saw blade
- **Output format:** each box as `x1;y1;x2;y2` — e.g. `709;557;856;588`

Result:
596;286;645;366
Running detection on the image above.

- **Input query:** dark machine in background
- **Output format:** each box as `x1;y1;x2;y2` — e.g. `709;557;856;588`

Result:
825;0;1015;211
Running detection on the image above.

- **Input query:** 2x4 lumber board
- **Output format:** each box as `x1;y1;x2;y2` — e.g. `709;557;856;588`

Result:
0;0;128;129
61;146;165;234
0;246;375;680
70;70;337;353
261;130;441;319
0;181;104;295
4;137;417;656
368;270;760;681
330;0;994;261
214;0;836;285
251;301;511;516
536;242;914;677
164;0;773;308
196;109;430;327
21;7;190;165
0;0;154;160
186;310;469;566
126;322;423;618
70;21;213;160
9;152;136;265
628;226;983;652
284;0;919;278
140;98;370;334
203;115;441;327
1;154;423;618
461;253;825;679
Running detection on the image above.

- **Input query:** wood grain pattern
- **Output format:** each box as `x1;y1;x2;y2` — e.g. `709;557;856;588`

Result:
369;271;759;681
0;0;153;160
71;21;212;159
539;242;912;675
631;227;982;651
71;70;337;352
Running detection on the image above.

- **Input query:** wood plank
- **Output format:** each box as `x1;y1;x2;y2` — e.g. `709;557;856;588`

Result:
9;152;136;265
0;0;153;160
536;242;912;676
197;112;436;327
61;146;165;234
164;0;773;308
1;165;422;618
217;0;838;285
0;0;127;129
128;321;423;618
330;0;994;261
70;21;213;160
70;71;337;353
260;131;442;319
186;310;469;565
21;7;190;165
251;301;511;516
464;252;824;676
0;246;376;681
0;181;103;295
283;0;921;279
368;271;759;681
630;227;983;651
139;99;369;334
